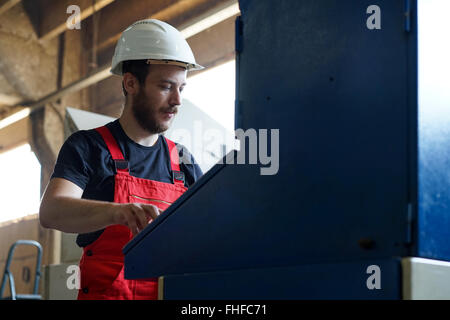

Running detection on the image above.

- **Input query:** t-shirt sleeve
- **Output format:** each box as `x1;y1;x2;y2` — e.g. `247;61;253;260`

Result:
51;131;92;190
177;144;203;188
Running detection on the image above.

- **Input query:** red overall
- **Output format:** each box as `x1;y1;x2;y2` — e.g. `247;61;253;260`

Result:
77;125;187;300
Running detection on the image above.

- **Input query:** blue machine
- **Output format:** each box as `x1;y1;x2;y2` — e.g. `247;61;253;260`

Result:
123;0;450;299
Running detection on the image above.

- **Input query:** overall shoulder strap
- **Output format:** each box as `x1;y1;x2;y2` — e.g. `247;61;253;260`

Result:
95;126;129;173
164;137;185;186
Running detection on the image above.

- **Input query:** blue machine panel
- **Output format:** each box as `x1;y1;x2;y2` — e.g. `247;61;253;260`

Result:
235;0;416;258
124;0;418;282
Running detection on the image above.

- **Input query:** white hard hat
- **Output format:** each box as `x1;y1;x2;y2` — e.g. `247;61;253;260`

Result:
111;19;203;75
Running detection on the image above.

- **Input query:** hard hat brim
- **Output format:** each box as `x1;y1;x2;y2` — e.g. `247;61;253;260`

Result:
110;59;204;76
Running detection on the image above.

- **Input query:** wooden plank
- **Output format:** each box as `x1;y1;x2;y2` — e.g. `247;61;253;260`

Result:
0;93;22;106
0;0;21;16
178;0;238;38
186;14;237;75
0;106;27;122
39;0;115;41
158;276;164;300
92;0;188;53
22;64;110;113
93;0;233;52
0;116;28;154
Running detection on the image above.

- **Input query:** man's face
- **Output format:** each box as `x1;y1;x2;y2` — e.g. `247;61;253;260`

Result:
131;64;187;134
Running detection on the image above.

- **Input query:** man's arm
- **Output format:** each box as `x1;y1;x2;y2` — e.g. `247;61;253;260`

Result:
39;177;160;236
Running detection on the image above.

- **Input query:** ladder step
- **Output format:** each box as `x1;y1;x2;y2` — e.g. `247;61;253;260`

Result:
1;294;42;300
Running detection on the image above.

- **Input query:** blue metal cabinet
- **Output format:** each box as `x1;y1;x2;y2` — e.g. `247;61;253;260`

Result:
123;0;450;299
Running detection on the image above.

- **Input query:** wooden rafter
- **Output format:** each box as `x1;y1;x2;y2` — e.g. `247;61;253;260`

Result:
0;0;21;16
39;0;115;41
0;93;23;106
1;0;239;122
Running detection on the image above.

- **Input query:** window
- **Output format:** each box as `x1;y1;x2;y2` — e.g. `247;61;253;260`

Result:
183;60;235;133
0;144;41;223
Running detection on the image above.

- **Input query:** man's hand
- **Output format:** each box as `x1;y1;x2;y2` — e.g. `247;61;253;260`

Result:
39;178;164;235
112;203;162;236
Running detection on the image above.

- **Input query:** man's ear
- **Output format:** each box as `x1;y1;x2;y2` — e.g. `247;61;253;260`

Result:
122;73;140;96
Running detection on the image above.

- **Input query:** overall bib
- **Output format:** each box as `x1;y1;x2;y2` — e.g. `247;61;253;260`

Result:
77;125;187;300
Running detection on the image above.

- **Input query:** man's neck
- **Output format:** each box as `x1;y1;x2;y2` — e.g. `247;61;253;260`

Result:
118;111;159;147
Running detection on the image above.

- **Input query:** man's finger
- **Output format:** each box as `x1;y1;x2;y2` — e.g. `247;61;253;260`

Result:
136;209;148;230
127;218;139;236
142;204;160;220
129;205;145;235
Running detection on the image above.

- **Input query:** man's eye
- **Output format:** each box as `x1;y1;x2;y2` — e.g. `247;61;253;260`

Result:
160;86;171;91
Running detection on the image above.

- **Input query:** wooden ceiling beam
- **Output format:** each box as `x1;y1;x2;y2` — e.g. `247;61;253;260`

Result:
90;0;235;53
0;0;21;16
187;14;237;75
0;116;28;154
25;65;111;112
39;0;115;41
0;65;110;122
1;0;238;122
0;93;23;106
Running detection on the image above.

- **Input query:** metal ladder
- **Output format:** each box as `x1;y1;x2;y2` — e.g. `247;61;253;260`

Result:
0;240;43;300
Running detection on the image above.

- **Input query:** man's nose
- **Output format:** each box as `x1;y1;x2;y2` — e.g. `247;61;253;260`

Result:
169;89;182;106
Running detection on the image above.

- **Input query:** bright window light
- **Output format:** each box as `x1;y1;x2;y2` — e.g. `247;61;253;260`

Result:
0;108;30;130
418;0;450;122
180;2;240;39
0;144;41;223
183;60;235;133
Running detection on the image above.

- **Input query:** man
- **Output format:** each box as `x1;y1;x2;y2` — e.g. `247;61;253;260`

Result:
39;19;203;300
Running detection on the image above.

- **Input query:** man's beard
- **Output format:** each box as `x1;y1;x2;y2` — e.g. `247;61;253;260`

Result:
131;89;169;134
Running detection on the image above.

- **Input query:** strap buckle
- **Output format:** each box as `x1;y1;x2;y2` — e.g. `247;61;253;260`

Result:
172;170;185;185
114;160;129;173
